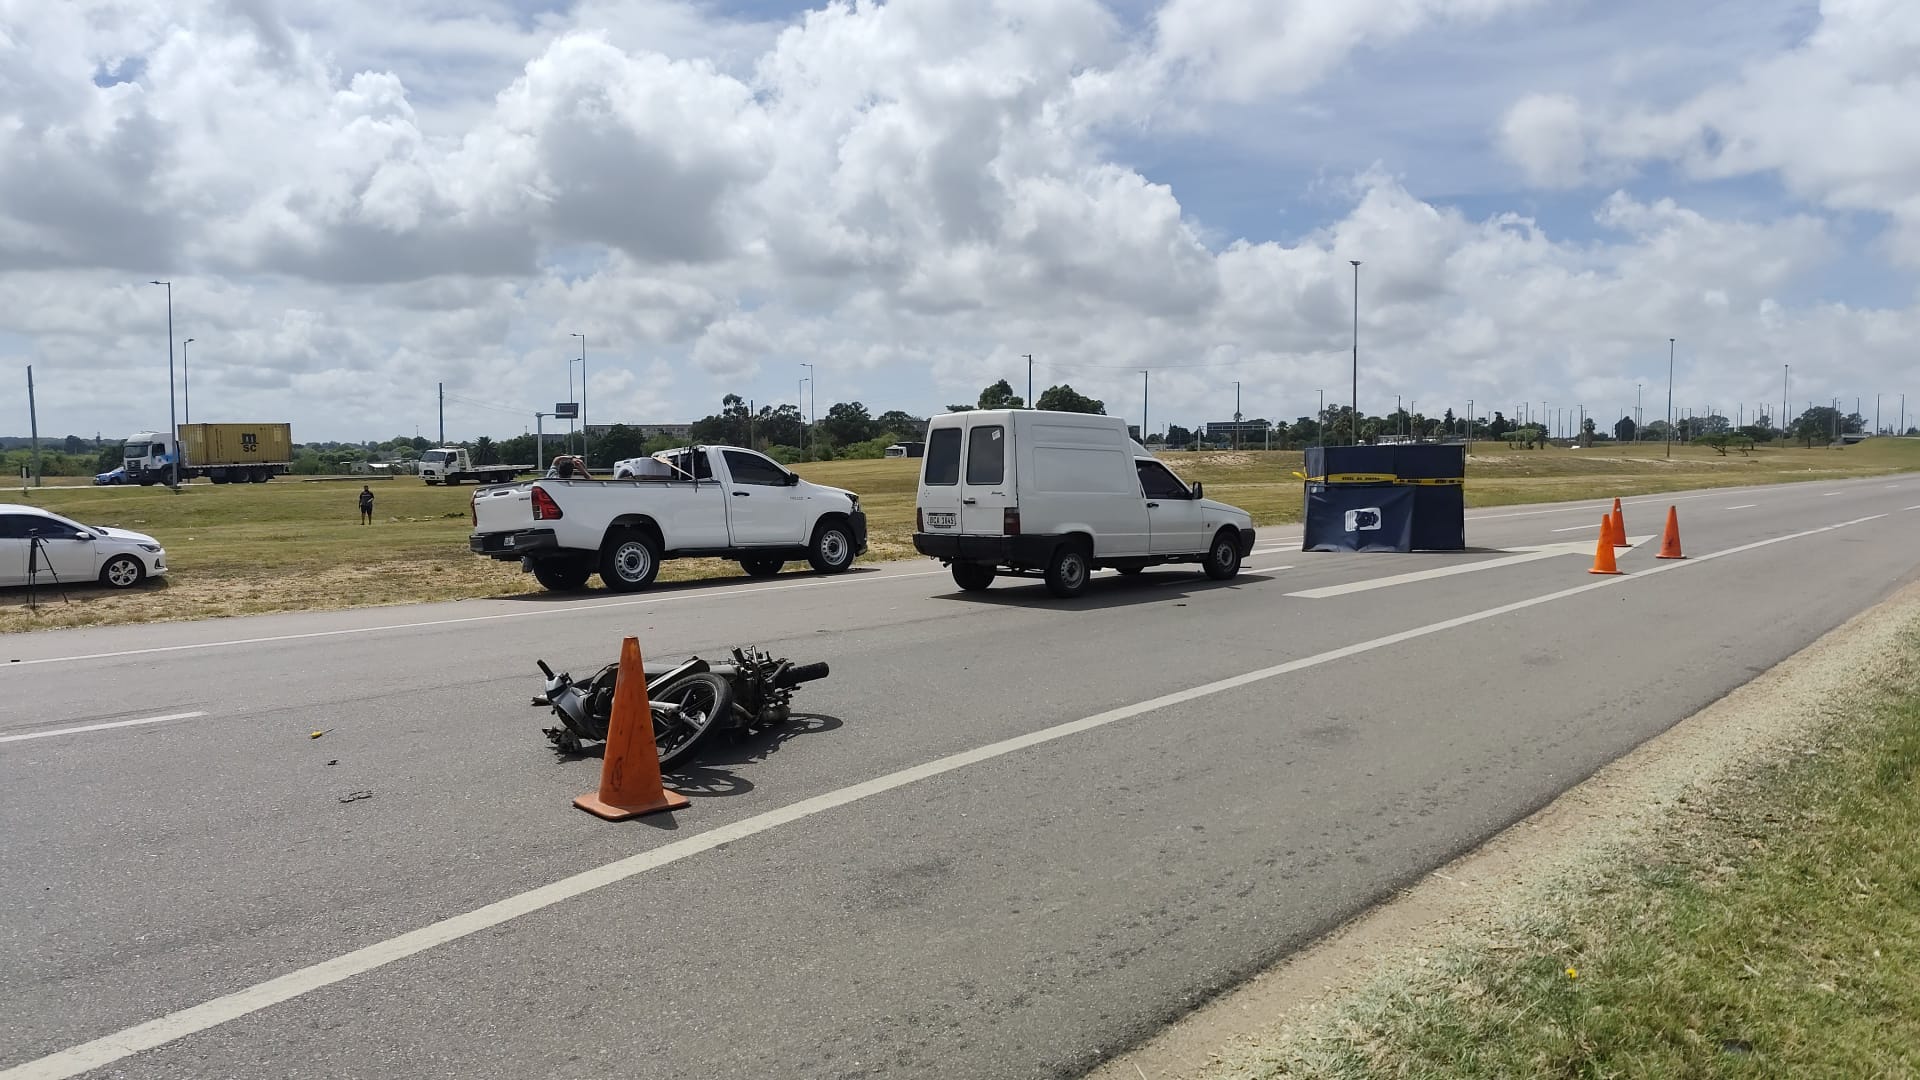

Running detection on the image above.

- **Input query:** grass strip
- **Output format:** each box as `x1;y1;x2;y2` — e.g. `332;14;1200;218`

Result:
1230;625;1920;1080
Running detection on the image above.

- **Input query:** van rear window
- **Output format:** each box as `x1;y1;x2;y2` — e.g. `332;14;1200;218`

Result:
966;426;1005;485
924;428;962;485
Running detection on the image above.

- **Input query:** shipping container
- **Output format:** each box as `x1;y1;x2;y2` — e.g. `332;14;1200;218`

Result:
178;423;294;469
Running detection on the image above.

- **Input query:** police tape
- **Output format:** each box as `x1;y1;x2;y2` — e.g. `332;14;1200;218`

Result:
1291;471;1467;486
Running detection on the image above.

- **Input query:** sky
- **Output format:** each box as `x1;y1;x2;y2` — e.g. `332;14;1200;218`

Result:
4;0;1919;444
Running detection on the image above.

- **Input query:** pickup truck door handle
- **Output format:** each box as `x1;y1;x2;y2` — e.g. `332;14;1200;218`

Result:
1146;501;1160;508
733;491;751;497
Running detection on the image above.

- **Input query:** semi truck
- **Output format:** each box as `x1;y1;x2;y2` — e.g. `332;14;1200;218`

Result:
123;423;294;485
419;447;535;486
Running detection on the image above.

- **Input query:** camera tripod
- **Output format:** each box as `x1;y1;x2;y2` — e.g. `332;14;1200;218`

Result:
25;532;70;611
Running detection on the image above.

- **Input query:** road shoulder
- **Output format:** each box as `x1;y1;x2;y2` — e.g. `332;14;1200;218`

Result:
1088;577;1920;1080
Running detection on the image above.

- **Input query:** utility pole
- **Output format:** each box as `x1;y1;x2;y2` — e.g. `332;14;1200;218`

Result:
1783;364;1790;436
1466;398;1474;454
1665;337;1675;459
26;365;40;487
438;382;445;445
1023;353;1033;407
1233;380;1241;450
798;377;810;460
1317;389;1324;447
183;338;194;425
1350;259;1361;445
800;362;816;459
1875;393;1881;435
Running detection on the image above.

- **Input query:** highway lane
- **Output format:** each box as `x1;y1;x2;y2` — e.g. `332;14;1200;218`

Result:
1;473;1917;1078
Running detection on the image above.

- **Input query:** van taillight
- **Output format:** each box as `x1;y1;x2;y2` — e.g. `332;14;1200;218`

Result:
470;492;477;527
916;508;924;531
1003;507;1020;535
531;486;563;520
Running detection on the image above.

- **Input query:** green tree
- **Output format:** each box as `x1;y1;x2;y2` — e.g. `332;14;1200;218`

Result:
1166;423;1194;447
821;401;877;445
592;425;650;466
1486;412;1510;440
873;410;926;440
95;445;123;473
471;436;497;466
977;380;1024;410
1035;383;1104;413
1614;416;1637;442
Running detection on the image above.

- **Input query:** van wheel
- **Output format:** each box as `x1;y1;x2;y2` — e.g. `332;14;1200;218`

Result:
951;562;995;592
600;529;661;592
807;519;855;574
1044;543;1091;598
1203;529;1242;581
740;558;784;579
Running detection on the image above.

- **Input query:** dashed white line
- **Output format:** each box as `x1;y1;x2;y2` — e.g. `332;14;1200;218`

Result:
1822;491;1841;497
0;711;207;744
1550;523;1602;533
1725;504;1757;510
1244;564;1295;574
4;509;1890;1080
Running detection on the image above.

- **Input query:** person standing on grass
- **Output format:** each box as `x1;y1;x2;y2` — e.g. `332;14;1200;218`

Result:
358;485;375;525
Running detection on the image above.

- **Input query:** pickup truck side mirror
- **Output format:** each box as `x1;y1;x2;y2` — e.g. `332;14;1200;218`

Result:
786;472;801;486
1190;481;1204;500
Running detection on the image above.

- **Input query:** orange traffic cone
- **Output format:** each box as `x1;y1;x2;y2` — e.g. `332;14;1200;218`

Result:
575;636;691;821
1588;516;1623;575
1611;498;1628;548
1597;509;1619;547
1656;505;1685;559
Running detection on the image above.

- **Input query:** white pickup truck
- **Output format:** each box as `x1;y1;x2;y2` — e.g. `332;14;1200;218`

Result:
421;447;533;486
468;445;868;592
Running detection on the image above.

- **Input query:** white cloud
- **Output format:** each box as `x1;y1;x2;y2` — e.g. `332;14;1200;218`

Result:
1;0;1917;446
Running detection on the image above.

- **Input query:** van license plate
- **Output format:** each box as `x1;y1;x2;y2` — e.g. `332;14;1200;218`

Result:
928;512;957;528
503;536;515;547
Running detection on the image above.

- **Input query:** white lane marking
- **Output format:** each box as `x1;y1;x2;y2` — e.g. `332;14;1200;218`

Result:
1283;545;1589;599
1725;504;1757;510
1822;491;1841;497
1905;504;1920;512
0;712;207;744
1550;523;1602;533
5;512;1893;1080
3;570;951;669
1244;564;1295;574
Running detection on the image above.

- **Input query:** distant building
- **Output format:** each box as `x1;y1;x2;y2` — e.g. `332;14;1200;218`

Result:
585;423;691;440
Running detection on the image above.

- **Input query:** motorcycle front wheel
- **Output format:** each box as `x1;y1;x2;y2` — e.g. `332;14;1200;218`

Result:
652;672;734;770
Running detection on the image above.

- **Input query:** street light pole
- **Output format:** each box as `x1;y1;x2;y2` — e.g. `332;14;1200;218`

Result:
1783;364;1790;437
1665;337;1676;459
1349;260;1361;445
571;333;587;461
800;362;816;460
798;376;811;460
1023;353;1033;407
1140;370;1149;443
1466;398;1474;453
149;281;179;491
1233;380;1241;450
183;338;194;425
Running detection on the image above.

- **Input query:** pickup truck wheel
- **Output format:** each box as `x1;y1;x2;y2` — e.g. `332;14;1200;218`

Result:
533;560;593;592
600;529;661;592
1203;528;1242;581
1044;543;1091;599
740;558;784;579
807;519;855;575
951;562;995;592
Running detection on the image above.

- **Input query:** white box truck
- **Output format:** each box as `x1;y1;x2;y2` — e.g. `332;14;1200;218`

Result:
911;409;1255;597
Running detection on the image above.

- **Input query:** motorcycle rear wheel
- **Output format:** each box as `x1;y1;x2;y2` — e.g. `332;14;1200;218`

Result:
651;672;735;770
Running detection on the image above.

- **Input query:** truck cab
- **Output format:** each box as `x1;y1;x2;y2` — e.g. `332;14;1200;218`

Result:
419;448;473;484
122;432;178;486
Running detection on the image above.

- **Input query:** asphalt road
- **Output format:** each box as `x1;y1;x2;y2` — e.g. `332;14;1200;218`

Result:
3;474;1918;1080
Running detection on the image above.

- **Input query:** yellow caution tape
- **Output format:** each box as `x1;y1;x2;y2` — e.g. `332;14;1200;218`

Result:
1303;474;1468;486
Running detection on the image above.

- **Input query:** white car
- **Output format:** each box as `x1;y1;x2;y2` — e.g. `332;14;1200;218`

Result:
0;504;169;589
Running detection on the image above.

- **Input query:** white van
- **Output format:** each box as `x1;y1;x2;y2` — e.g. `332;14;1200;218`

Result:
912;409;1256;597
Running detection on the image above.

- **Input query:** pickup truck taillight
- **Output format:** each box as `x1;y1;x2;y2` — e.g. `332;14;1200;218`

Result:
470;492;477;527
530;486;563;520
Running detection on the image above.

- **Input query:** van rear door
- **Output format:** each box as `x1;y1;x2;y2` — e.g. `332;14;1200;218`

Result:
958;416;1014;536
919;421;965;536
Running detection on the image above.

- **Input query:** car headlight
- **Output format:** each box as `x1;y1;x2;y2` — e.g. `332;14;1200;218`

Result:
138;543;162;553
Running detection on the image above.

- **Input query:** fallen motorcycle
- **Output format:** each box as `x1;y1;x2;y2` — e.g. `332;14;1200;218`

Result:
533;646;829;769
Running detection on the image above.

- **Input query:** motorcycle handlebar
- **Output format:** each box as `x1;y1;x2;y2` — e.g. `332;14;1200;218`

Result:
536;660;556;680
772;661;830;689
